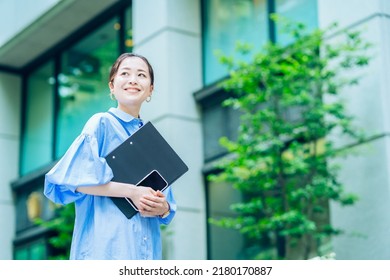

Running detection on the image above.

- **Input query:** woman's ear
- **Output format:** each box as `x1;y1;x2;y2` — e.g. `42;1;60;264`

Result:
109;81;114;92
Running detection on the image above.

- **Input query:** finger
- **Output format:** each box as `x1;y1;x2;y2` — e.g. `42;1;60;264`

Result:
140;199;160;210
156;190;165;197
138;186;157;195
142;194;165;204
139;200;151;210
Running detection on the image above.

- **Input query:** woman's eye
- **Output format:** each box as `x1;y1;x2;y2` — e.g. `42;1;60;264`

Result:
121;72;129;76
138;73;146;77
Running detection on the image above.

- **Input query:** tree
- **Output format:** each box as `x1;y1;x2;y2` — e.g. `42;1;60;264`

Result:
35;203;74;259
209;16;372;260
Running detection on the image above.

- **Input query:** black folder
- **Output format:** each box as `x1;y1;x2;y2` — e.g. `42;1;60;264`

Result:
105;121;189;219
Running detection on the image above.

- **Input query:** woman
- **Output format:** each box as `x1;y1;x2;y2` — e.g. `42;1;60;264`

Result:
44;53;175;260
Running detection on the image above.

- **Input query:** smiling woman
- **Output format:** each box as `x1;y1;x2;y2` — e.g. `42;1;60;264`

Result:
43;53;176;260
108;54;154;117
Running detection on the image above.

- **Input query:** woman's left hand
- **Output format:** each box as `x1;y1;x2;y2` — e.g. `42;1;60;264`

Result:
138;190;169;217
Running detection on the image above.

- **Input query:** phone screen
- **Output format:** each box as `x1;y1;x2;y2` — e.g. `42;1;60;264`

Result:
136;170;168;192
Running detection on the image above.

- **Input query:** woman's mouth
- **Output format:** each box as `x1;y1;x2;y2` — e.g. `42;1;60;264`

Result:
124;87;140;93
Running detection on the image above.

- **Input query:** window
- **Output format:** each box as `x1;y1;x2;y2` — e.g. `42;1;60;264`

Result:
21;9;132;171
21;62;54;175
14;238;48;260
56;18;118;157
203;0;268;85
12;175;56;260
207;180;244;259
14;185;54;232
275;0;318;45
124;7;133;52
200;90;240;161
203;0;318;86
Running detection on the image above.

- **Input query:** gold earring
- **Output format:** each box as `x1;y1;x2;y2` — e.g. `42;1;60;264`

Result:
110;92;116;100
146;96;152;102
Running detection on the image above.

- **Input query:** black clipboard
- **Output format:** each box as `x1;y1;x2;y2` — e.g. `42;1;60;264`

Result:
105;121;189;219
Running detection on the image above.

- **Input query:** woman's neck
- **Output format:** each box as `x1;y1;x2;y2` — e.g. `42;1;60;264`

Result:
117;104;140;118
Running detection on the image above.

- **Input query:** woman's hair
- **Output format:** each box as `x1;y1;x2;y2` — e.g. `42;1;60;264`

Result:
108;53;154;85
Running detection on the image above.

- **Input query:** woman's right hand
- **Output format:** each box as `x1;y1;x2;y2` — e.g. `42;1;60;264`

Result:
128;185;156;214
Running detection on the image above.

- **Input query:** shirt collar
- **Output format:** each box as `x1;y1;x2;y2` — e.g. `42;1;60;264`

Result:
108;107;143;123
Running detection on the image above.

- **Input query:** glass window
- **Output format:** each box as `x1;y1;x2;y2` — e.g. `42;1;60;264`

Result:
56;18;118;157
203;101;226;160
275;0;318;45
15;184;54;232
15;190;30;232
14;247;29;260
21;61;54;175
203;0;268;85
125;6;133;52
202;98;240;161
30;239;47;260
14;238;47;260
208;180;244;259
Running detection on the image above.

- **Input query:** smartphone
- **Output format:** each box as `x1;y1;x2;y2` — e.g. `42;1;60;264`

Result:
125;170;168;211
136;169;168;191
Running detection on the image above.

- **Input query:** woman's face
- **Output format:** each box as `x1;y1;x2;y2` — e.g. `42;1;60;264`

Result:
109;56;153;114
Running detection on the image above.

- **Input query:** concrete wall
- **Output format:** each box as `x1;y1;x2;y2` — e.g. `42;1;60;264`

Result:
132;0;206;259
0;72;21;259
319;0;390;259
0;0;60;47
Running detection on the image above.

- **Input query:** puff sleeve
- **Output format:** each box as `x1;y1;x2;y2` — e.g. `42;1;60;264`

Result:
44;117;113;205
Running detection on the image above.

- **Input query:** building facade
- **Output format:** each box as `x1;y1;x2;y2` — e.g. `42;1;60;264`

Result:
0;0;389;260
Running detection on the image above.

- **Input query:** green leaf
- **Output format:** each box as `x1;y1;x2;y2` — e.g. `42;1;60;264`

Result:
208;14;372;260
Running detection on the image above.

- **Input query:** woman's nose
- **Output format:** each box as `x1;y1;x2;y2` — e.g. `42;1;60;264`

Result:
128;74;138;84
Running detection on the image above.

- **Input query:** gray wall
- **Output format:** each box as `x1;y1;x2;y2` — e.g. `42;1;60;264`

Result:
0;0;59;260
319;0;390;259
0;0;60;46
0;73;21;259
132;0;206;259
